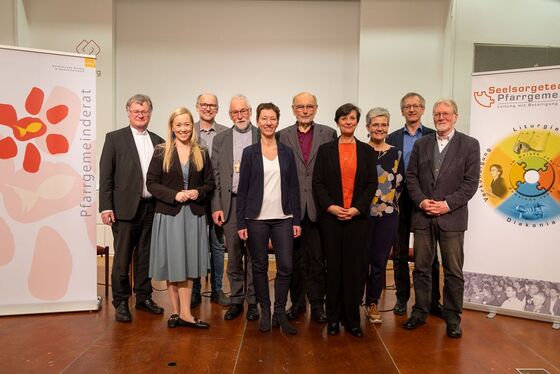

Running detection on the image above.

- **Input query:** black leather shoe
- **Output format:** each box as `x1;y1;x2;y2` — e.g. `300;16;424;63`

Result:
224;304;244;320
136;298;164;314
115;301;132;322
177;317;210;329
393;300;407;315
327;322;340;336
311;309;328;324
286;305;305;320
246;304;260;321
403;316;425;330
191;293;202;309
168;314;179;328
347;326;364;338
446;322;462;338
430;302;444;318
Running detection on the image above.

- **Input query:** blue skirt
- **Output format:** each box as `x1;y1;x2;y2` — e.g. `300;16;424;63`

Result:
149;206;209;282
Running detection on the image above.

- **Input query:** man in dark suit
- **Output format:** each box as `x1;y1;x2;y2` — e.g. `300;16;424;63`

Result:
211;95;259;321
191;93;230;308
386;92;442;317
278;92;336;323
99;94;165;322
403;99;480;338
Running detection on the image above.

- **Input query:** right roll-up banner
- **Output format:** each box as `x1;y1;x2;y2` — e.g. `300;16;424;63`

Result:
465;66;560;323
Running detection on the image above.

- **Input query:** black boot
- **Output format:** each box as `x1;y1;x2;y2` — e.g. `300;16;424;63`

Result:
259;305;271;332
272;313;297;335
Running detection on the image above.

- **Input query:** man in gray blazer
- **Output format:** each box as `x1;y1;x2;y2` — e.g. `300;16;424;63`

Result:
211;95;259;321
191;93;230;308
278;92;336;323
403;99;480;338
99;94;165;322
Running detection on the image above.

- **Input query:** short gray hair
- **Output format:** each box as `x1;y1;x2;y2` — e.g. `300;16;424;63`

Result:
366;107;390;125
230;94;251;109
433;98;458;115
126;94;153;112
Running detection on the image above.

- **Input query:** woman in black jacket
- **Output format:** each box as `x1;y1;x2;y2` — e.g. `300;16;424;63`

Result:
147;107;214;330
312;103;377;338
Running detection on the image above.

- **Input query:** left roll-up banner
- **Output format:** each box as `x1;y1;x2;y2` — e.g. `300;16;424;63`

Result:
0;45;98;315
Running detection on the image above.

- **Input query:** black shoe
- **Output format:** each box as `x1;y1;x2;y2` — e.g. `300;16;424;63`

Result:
246;304;260;321
446;322;462;338
403;316;425;330
210;290;231;306
347;326;363;338
115;301;132;322
327;322;340;336
393;300;407;315
136;298;164;314
311;309;328;324
259;306;271;332
224;304;244;320
286;305;305;320
191;293;202;309
272;314;298;335
168;314;179;328
177;317;210;329
430;302;444;318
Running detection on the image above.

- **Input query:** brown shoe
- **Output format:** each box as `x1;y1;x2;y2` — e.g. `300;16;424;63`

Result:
366;304;382;324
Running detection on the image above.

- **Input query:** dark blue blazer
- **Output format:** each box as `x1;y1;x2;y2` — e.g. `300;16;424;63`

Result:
236;142;301;230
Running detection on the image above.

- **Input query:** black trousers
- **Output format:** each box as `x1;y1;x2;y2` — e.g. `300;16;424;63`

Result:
111;199;155;307
247;218;293;314
319;214;368;329
289;214;326;311
365;214;399;305
412;218;465;323
393;188;441;304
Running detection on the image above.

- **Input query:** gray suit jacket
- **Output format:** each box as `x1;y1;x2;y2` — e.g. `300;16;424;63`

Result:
278;122;336;222
211;124;259;222
406;130;480;231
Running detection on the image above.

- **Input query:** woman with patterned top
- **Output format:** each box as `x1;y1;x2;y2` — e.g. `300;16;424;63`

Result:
364;107;405;324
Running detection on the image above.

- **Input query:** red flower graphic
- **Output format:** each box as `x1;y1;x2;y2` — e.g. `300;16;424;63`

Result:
0;87;70;173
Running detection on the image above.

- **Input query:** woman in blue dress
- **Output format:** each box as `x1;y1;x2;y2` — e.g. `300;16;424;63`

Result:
147;107;214;329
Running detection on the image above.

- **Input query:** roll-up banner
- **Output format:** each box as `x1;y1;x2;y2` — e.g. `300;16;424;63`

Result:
0;45;98;315
465;66;560;324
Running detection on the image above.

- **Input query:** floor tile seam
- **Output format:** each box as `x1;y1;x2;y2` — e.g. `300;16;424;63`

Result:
373;324;401;374
497;323;560;372
58;323;112;373
232;318;248;374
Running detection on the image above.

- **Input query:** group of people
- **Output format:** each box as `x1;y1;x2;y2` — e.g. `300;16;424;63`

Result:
465;273;560;315
99;91;480;339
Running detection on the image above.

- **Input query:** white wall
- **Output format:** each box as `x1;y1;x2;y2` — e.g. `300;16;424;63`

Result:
0;0;15;45
115;0;360;137
450;0;560;132
15;0;115;168
358;0;449;139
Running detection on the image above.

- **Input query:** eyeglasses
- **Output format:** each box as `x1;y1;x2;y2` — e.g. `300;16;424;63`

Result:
433;112;454;118
293;104;316;112
198;103;218;110
369;123;389;128
402;104;423;110
130;110;151;117
230;108;250;116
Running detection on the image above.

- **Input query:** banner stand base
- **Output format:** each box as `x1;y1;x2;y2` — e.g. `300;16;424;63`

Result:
486;312;497;319
553;323;560;330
